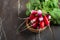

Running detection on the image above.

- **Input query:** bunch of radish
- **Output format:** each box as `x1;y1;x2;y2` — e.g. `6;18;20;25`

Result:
29;10;51;29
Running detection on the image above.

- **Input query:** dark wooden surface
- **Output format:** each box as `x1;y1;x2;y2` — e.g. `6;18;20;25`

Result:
0;0;60;40
0;0;17;40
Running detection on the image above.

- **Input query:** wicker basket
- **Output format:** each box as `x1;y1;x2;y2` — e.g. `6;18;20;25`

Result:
26;18;47;33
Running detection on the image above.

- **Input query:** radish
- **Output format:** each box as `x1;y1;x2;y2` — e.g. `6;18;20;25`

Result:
46;14;51;20
30;17;38;23
39;16;44;29
48;15;51;19
39;21;45;29
29;10;37;20
39;17;43;21
29;14;35;20
44;15;50;26
37;10;42;17
31;22;38;29
31;10;37;15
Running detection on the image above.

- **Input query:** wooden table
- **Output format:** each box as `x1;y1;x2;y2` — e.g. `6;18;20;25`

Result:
16;26;60;40
0;0;60;40
0;0;17;40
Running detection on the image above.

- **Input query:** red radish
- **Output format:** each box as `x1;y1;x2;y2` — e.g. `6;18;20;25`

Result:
29;10;37;20
30;17;38;23
39;16;44;29
31;22;38;29
31;10;37;15
29;14;35;20
44;15;50;26
39;17;43;21
48;15;51;19
37;10;42;17
39;21;45;28
46;14;51;20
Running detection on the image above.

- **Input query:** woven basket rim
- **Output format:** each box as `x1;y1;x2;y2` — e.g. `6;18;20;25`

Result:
25;18;47;33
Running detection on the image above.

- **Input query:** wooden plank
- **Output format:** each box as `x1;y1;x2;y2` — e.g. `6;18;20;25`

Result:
36;28;53;40
0;0;3;17
1;0;18;40
36;26;60;40
16;30;36;40
52;26;60;40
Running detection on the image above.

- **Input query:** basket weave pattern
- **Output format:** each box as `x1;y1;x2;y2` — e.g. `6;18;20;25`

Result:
26;18;47;33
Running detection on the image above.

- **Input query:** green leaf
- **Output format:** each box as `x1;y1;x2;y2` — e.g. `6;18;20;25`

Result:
26;10;30;16
26;2;31;10
39;0;45;2
49;8;60;24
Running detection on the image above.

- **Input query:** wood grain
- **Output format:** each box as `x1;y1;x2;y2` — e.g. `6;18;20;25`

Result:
1;0;17;40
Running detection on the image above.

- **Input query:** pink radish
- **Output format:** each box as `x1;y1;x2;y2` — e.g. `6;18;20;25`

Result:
46;14;51;20
37;10;42;17
44;15;50;26
29;14;35;20
29;10;37;20
30;17;38;23
39;21;45;29
39;17;43;21
31;22;38;29
39;16;45;29
31;10;37;15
